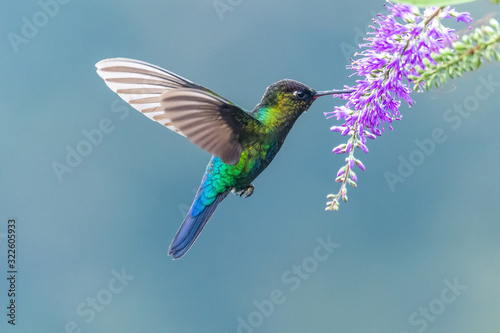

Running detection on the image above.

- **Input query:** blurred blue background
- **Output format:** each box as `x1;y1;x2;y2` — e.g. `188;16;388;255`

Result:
1;1;500;332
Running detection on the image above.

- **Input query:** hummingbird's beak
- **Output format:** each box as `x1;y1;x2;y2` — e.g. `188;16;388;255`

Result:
313;90;353;100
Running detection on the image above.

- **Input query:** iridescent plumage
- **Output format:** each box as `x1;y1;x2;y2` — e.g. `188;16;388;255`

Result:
96;58;348;259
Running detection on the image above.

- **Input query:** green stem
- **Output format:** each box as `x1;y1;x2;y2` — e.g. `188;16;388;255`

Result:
415;33;500;85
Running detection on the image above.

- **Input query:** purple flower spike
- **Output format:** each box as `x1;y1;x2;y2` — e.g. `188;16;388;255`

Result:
328;1;471;158
330;2;470;140
324;1;472;212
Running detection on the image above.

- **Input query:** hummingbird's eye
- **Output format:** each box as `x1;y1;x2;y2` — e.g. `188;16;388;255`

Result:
295;90;307;100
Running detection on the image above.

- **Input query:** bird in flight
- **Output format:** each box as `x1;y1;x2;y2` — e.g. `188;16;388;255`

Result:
96;58;349;259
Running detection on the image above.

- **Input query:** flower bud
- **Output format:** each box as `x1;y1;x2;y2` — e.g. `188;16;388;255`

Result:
350;171;357;182
330;126;346;132
355;159;366;171
490;18;500;31
356;142;369;153
348;157;355;169
332;144;347;154
345;140;353;153
363;131;377;140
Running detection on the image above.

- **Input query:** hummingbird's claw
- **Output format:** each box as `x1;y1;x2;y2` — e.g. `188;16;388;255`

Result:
237;184;254;198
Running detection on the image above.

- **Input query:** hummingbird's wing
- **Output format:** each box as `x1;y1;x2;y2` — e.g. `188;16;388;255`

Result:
161;88;261;165
95;58;237;136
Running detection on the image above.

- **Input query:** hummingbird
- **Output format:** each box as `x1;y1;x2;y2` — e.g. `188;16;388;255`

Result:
95;58;349;259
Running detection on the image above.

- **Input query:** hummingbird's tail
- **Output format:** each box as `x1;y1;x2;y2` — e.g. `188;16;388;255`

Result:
168;188;229;259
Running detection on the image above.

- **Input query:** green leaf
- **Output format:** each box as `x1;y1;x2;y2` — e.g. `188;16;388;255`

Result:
394;0;477;6
494;51;500;61
490;18;500;31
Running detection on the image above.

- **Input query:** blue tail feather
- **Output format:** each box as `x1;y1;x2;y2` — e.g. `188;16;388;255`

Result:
168;189;228;259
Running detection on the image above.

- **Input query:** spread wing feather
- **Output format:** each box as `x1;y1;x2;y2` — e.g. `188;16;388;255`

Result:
96;58;261;164
96;58;235;136
161;89;261;165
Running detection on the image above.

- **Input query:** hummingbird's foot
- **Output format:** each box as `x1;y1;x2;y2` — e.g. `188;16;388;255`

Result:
236;184;254;198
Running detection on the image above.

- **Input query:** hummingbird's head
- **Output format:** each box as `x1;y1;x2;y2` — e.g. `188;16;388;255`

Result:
253;79;350;129
259;79;345;114
259;79;317;115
